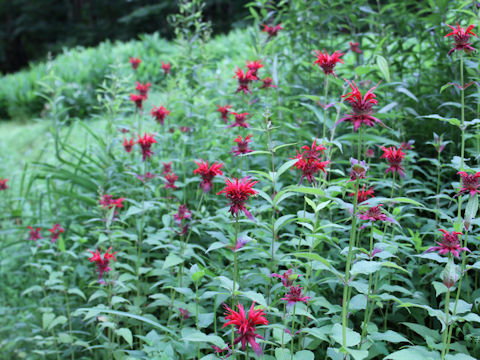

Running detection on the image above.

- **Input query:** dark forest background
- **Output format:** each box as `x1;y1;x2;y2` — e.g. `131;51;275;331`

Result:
0;0;249;74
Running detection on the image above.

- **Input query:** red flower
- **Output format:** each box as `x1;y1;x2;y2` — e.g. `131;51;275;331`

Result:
350;185;375;204
48;223;64;243
165;173;179;189
216;105;231;123
233;68;256;94
349;42;363;54
123;138;135;153
137;133;157;161
130;94;145;110
0;178;8;191
445;23;477;56
161;61;171;74
457;171;480;197
223;302;268;357
129;57;141;70
425;229;470;258
151;105;171;125
337;80;385;131
313;50;344;76
118;128;130;133
358;204;396;224
270;268;300;287
193;160;224;192
99;194;125;209
365;148;375;158
27;226;42;241
246;60;263;79
87;247;117;282
291;140;329;184
380;146;406;176
231;135;253;156
229;112;251;128
260;77;277;89
217;177;258;220
281;285;311;308
174;204;192;225
262;24;283;39
400;140;414;150
135;82;152;97
179;307;190;320
135;172;156;182
162;162;172;175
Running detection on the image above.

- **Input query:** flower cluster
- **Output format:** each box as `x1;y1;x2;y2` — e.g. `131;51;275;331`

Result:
456;171;480;197
270;268;300;287
262;24;283;39
161;61;171;74
291;140;330;184
349;42;362;54
233;68;257;94
27;226;43;241
88;247;117;282
48;223;65;243
231;135;253;156
229;112;251;128
445;23;477;56
281;285;311;308
217;177;258;219
350;185;375;204
380;146;406;176
129;57;141;70
425;229;470;258
0;178;8;191
151;105;171;125
313;50;344;76
137;133;157;161
135;82;151;98
193;160;224;193
123;138;135;153
349;158;368;181
217;104;231;123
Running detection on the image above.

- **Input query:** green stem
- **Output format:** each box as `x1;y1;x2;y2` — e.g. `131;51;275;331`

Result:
290;304;297;360
441;287;451;360
360;225;375;347
231;215;239;360
323;76;329;140
357;126;363;161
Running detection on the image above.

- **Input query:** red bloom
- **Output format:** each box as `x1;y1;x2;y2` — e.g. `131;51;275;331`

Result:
260;77;277;89
27;226;42;241
179;307;190;320
313;50;344;76
457;171;480;197
165;173;179;189
350;185;375;204
135;172;156;182
0;178;8;191
130;94;145;110
137;133;157;161
229;112;251;128
358;204;396;224
118;128;130;133
162;162;172;175
217;177;258;220
262;24;283;39
48;223;65;243
174;204;192;225
425;229;470;258
193;160;224;192
99;194;125;209
129;57;141;70
380;146;406;176
246;60;263;79
123;137;135;153
233;68;256;94
231;134;253;156
88;247;117;282
135;82;152;97
216;105;231;123
349;42;363;54
445;23;477;56
223;302;268;357
281;285;311;308
365;148;375;158
270;268;300;288
151;105;171;125
291;140;329;184
161;61;171;74
337;80;385;131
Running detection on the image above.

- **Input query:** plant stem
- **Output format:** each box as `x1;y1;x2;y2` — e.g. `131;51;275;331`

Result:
231;215;239;359
360;225;375;347
323;76;329;140
290;304;297;360
441;287;451;360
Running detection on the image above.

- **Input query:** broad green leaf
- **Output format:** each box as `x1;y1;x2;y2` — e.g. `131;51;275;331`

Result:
116;328;133;348
330;323;361;347
182;331;226;349
163;253;184;269
241;291;267;308
376;55;390;82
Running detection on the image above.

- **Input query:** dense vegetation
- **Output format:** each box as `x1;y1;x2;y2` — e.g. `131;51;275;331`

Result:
1;1;480;359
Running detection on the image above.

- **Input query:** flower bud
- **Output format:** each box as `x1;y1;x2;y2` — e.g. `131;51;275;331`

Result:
443;258;459;289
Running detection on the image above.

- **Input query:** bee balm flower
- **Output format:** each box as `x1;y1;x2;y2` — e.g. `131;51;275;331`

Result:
216;105;231;123
135;82;152;97
456;171;480;197
217;177;258;220
313;50;344;76
88;247;117;282
130;94;145;110
425;229;470;258
0;178;8;191
231;135;253;156
27;226;43;241
233;68;256;94
445;23;477;56
281;285;311;308
151;106;171;125
380;146;406;176
137;133;157;161
48;223;64;243
129;57;141;70
193;160;224;192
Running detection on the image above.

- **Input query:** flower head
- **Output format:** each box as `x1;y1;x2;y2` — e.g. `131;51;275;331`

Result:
281;285;311;308
231;135;253;156
260;77;277;89
88;247;117;282
27;226;42;241
291;140;329;184
193;160;224;192
246;60;263;79
135;172;156;182
270;268;300;287
123;137;135;153
350;185;375;204
400;140;414;150
162;162;172;175
349;42;363;54
358;204;396;223
151;105;170;125
313;50;344;76
337;80;385;131
381;146;406;176
174;204;192;225
445;23;477;55
137;133;157;161
135;82;152;98
48;223;64;243
365;148;375;158
0;178;8;191
217;105;231;123
217;177;258;220
229;112;251;128
129;57;141;70
262;24;283;39
99;194;125;209
233;68;256;94
456;171;480;197
165;173;179;189
223;302;268;357
161;61;171;74
130;94;145;110
179;308;190;320
425;229;470;258
349;158;368;181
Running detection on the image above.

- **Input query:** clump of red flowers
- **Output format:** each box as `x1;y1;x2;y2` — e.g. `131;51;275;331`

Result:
349;42;363;54
0;178;8;191
135;82;152;98
137;133;157;161
281;285;311;308
193;160;224;192
350;185;375;204
217;177;258;220
260;77;277;89
445;23;477;56
216;105;231;123
231;135;253;156
358;204;396;224
223;302;268;356
130;94;145;110
123;138;135;153
48;223;64;243
425;229;470;258
174;204;192;225
229;112;251;128
381;146;406;176
337;80;385;131
161;61;171;74
27;226;42;241
162;162;172;175
129;57;141;70
313;50;344;76
87;247;117;282
262;23;283;39
246;60;263;79
270;268;300;287
291;140;330;184
151;106;171;125
99;194;125;210
456;171;480;197
165;173;179;189
233;68;256;94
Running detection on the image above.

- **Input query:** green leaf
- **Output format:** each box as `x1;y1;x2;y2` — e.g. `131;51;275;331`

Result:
350;261;381;276
68;287;86;301
275;348;291;360
241;291;267;308
294;350;314;360
182;331;226;349
48;316;67;330
163;253;184;269
291;187;325;197
376;55;390;82
432;281;448;297
274;159;298;181
371;330;410;344
385;346;439;359
464;194;478;230
330;323;361;347
42;313;55;330
116;328;133;348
